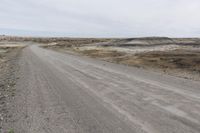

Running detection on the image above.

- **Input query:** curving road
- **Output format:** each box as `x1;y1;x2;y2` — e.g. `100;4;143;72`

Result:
10;45;200;133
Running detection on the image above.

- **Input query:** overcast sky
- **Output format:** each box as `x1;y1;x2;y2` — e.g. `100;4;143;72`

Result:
0;0;200;37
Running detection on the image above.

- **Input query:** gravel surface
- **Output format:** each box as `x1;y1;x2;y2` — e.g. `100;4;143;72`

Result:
0;48;21;132
3;44;200;133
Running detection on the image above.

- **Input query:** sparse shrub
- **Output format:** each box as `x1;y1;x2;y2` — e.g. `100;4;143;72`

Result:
8;129;14;133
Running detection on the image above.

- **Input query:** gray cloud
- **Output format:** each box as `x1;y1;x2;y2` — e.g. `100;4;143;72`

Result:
0;0;200;37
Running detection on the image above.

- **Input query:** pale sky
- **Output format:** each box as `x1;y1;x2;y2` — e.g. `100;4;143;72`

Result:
0;0;200;37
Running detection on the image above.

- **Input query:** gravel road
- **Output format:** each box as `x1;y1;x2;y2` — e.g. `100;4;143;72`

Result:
7;45;200;133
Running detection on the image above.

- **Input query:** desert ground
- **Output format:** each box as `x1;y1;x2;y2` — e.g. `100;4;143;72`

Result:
43;37;200;80
1;36;200;133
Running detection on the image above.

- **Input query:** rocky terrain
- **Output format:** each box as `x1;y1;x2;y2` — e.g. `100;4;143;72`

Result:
0;41;24;132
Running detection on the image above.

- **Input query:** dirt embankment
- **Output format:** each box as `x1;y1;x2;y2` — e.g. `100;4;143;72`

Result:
43;37;200;81
0;45;23;132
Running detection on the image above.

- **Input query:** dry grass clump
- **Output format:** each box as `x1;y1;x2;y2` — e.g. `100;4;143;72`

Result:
80;49;125;58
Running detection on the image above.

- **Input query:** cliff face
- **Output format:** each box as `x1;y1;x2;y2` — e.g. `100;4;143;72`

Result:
106;37;200;47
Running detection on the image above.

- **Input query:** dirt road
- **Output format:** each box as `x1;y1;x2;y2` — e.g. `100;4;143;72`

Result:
5;45;200;133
